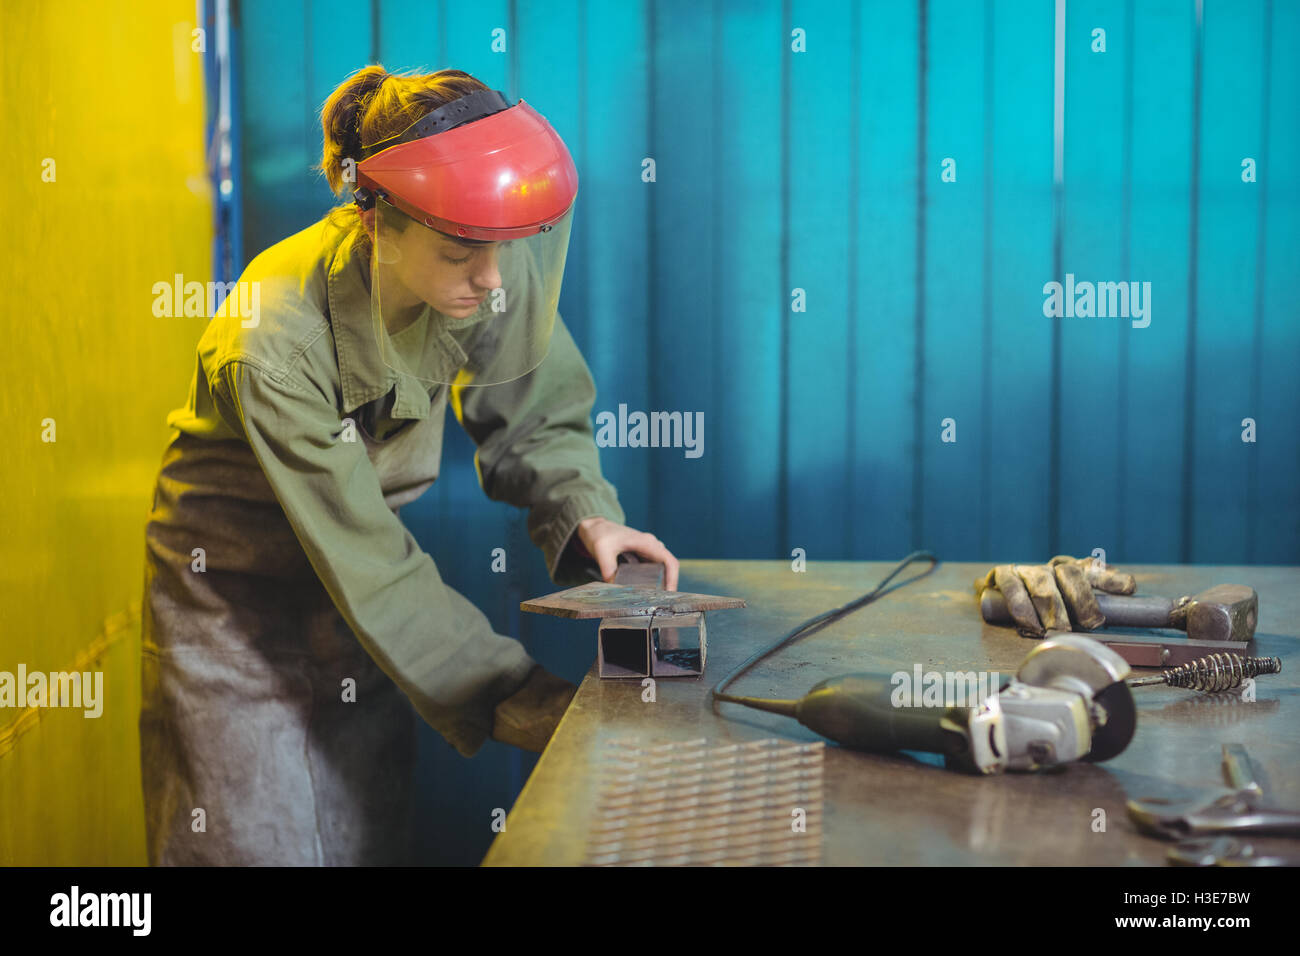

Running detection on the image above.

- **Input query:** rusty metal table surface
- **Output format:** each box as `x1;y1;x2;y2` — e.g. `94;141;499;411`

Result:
482;560;1300;866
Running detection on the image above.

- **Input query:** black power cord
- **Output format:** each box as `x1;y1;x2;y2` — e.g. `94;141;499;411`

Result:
709;551;940;718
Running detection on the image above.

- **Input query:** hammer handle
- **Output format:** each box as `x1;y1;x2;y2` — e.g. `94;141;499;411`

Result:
1094;592;1180;629
982;590;1179;630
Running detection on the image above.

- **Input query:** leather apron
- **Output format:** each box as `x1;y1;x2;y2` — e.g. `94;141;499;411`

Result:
139;381;449;865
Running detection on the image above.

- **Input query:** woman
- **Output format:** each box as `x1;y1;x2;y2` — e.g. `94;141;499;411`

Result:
139;65;679;866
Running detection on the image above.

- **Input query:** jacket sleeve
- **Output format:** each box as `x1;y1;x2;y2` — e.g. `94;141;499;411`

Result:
451;313;625;587
212;357;537;757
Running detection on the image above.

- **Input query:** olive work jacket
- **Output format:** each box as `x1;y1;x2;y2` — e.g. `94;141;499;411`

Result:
161;212;625;755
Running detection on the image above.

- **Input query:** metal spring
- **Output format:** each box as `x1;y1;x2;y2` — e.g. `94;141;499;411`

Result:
1129;654;1281;693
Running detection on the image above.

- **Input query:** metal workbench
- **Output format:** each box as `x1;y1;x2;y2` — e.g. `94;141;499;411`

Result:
482;560;1299;866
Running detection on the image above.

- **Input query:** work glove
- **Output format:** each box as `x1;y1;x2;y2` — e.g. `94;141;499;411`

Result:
490;664;578;753
975;555;1136;638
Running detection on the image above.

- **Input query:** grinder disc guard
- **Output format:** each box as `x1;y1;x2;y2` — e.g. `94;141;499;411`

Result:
1082;680;1137;762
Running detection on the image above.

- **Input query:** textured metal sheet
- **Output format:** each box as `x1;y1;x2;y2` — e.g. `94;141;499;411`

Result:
584;738;825;866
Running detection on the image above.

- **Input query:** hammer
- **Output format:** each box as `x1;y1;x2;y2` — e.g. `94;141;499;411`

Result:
981;583;1258;644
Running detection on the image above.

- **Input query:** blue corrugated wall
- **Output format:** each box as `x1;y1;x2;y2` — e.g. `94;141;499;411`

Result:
233;0;1300;863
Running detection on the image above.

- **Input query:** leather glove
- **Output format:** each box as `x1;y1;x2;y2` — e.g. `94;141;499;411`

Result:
489;665;578;753
975;555;1136;638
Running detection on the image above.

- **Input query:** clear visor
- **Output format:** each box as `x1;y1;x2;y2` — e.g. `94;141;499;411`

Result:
370;201;574;387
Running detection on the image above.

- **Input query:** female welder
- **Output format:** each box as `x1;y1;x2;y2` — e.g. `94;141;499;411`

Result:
139;66;679;865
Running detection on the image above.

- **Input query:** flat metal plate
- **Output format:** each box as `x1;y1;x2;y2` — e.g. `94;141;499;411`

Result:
521;581;746;619
1092;631;1255;667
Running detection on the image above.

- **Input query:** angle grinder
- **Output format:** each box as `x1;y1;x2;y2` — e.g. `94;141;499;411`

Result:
777;635;1136;773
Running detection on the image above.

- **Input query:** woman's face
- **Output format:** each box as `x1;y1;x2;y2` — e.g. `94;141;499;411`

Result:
375;213;504;319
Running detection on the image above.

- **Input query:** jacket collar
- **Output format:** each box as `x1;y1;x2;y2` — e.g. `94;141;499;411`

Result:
326;224;438;420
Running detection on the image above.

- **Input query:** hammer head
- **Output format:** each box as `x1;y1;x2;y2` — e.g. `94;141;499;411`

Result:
1185;584;1258;642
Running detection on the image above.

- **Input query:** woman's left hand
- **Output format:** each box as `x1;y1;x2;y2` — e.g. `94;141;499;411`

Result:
574;516;680;591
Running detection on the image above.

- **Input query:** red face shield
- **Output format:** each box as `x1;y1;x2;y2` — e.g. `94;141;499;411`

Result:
356;92;578;387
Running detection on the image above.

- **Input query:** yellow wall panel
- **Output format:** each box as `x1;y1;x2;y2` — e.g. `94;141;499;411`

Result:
0;1;211;864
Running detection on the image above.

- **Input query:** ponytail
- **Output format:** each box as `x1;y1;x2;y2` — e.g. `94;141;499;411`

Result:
316;66;492;252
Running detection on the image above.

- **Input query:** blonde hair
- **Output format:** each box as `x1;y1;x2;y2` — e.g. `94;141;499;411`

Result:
316;65;492;252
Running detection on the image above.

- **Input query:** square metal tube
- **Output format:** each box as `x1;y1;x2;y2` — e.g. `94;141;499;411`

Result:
596;612;707;678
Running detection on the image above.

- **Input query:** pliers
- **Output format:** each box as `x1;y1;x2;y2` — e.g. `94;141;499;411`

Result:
1126;743;1300;865
1167;836;1300;867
